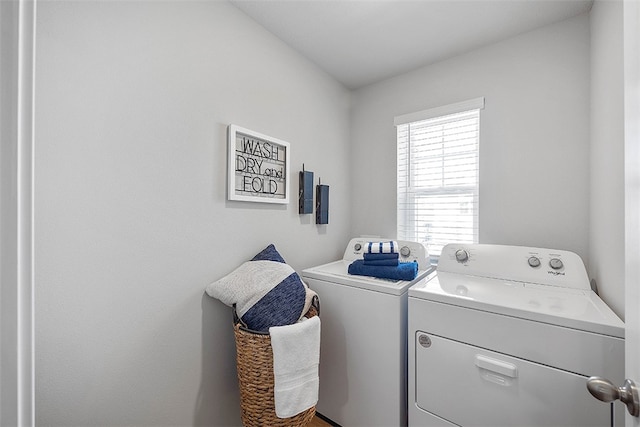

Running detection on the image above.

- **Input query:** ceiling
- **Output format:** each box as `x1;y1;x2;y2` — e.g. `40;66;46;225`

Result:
229;0;593;90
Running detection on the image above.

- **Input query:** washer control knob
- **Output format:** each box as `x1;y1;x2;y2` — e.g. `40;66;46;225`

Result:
549;258;564;270
354;243;362;251
528;256;541;268
455;249;469;263
400;246;411;257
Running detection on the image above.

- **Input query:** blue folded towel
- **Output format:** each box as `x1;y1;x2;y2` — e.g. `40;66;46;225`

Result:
363;253;399;261
363;252;399;266
367;241;398;254
348;260;418;281
364;259;399;266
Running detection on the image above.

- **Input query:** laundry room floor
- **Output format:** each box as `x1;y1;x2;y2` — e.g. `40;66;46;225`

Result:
309;415;332;426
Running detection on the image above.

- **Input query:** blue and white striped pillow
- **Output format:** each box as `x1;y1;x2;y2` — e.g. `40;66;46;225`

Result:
206;245;307;332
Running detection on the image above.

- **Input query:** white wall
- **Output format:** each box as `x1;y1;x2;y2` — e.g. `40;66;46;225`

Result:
589;0;625;319
34;1;350;425
350;14;591;265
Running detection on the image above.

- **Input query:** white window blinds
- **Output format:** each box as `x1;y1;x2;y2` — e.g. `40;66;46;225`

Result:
396;98;483;259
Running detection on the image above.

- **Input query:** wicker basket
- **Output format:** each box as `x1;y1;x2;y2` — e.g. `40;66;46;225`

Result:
233;299;319;427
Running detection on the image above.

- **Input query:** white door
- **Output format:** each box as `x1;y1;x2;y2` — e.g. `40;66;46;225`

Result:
624;1;640;426
592;1;640;425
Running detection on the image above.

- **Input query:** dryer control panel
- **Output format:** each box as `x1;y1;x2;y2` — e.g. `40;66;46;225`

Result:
438;243;590;290
343;237;428;270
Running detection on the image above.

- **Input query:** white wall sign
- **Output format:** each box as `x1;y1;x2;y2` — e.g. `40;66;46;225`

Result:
227;124;290;204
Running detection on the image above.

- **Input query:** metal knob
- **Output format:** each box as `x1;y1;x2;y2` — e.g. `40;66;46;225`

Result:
400;246;411;257
587;376;640;417
549;258;564;270
528;256;541;268
455;249;469;263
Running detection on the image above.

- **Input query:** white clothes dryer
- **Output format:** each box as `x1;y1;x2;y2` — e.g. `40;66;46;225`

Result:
408;244;625;427
302;238;433;427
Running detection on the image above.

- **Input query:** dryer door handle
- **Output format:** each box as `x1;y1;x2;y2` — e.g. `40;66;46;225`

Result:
475;354;518;378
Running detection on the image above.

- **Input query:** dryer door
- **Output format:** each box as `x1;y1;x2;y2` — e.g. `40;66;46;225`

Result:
415;332;612;426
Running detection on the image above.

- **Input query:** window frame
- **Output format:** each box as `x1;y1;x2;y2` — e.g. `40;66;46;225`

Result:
395;98;484;262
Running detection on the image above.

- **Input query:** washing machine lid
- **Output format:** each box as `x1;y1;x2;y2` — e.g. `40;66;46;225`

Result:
301;237;433;295
302;260;432;296
410;271;624;337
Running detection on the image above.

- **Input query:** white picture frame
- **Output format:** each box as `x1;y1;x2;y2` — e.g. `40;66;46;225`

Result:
227;124;290;204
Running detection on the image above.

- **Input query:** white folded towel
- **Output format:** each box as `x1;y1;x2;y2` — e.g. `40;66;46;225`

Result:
367;240;398;253
269;316;321;418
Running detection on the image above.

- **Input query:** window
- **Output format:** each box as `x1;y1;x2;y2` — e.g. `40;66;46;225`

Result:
396;98;484;261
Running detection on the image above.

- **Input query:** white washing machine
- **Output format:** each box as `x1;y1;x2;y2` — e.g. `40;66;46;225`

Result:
302;237;434;427
408;243;625;427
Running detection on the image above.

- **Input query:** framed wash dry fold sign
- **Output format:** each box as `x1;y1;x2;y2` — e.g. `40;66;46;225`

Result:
228;125;290;204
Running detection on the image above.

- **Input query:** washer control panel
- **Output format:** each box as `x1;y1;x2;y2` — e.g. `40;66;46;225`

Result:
343;237;428;269
438;243;590;290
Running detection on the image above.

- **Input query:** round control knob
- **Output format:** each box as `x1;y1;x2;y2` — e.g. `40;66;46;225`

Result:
400;246;411;257
549;258;564;270
455;249;469;263
528;256;541;268
354;243;362;251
